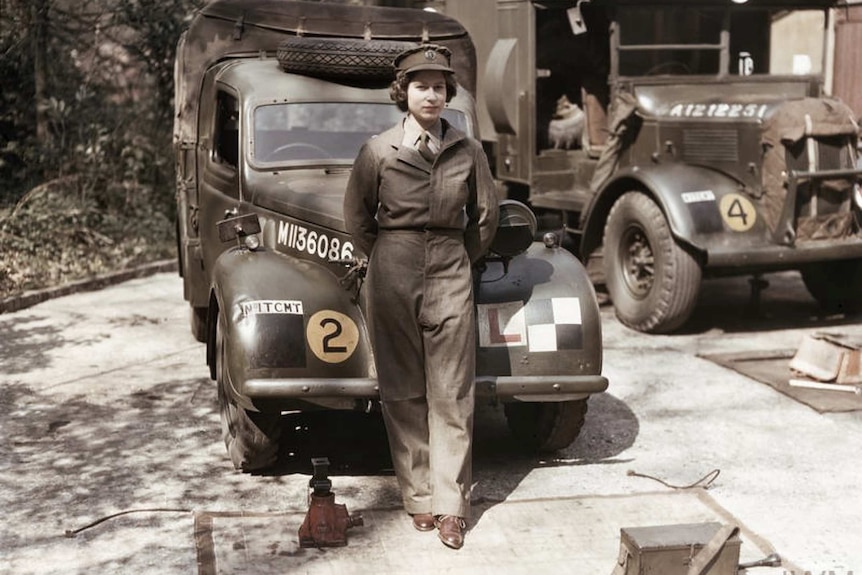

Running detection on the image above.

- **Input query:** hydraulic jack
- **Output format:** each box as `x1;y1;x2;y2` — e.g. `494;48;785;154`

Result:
298;457;363;547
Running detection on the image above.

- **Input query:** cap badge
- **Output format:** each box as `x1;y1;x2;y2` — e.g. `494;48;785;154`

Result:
424;49;437;62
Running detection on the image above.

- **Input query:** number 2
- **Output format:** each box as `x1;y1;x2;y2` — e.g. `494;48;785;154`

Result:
320;317;347;353
306;310;358;363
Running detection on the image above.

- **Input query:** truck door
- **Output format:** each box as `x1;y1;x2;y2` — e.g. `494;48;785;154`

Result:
197;70;243;283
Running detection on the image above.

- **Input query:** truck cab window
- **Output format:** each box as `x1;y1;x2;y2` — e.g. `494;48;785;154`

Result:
617;8;724;76
214;91;239;168
252;102;471;165
615;7;825;77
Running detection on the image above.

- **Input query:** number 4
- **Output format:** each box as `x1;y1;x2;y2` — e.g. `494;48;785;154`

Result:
719;193;756;232
726;198;748;226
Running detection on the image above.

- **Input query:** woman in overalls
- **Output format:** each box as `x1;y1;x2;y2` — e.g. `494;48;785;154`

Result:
343;44;498;550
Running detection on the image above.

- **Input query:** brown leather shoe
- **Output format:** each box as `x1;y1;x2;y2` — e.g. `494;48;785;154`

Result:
411;513;435;532
435;515;466;549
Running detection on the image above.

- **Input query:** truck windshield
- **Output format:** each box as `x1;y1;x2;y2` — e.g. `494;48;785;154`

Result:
253;102;470;165
616;7;827;77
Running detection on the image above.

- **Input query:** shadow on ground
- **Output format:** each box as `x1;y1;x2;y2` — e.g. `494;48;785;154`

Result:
254;389;639;542
0;312;110;375
677;272;861;335
260;391;638;479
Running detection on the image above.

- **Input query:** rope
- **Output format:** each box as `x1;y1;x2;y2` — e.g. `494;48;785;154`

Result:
64;508;192;538
626;468;720;490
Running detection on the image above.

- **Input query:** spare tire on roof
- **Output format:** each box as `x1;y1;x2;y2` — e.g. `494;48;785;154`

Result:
276;37;416;81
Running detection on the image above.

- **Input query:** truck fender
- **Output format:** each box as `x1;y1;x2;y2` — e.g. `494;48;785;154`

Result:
208;247;372;409
477;242;603;382
581;163;751;258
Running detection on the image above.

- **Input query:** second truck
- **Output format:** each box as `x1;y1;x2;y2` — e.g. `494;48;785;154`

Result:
440;0;862;333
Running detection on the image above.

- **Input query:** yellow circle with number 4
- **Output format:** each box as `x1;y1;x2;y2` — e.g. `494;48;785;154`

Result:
719;193;756;232
306;310;359;363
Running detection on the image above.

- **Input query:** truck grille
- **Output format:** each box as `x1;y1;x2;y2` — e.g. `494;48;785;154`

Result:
682;129;739;163
785;136;852;172
785;136;858;242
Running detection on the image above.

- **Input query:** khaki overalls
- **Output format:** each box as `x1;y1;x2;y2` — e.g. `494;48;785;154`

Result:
344;118;498;518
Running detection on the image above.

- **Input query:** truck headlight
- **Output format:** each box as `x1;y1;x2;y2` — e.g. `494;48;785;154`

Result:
490;199;538;257
244;234;261;251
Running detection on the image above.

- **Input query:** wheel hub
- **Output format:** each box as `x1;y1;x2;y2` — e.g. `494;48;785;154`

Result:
621;226;655;297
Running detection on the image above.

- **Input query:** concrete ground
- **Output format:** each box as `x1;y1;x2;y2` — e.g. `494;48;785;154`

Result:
1;269;861;574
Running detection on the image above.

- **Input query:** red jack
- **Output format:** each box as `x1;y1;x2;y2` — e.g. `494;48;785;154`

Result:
298;457;363;548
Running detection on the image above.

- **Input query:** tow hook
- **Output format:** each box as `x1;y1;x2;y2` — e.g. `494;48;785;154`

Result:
298;457;364;547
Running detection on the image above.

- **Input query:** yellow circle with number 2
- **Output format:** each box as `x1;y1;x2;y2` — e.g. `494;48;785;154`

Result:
306;310;359;363
719;193;757;232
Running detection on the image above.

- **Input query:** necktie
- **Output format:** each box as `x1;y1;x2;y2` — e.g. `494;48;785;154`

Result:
417;131;436;163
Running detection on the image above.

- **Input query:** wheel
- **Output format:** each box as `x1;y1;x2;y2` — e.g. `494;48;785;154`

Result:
504;399;588;452
216;313;281;471
263;142;331;162
603;191;702;333
276;38;413;81
190;306;208;343
799;258;862;314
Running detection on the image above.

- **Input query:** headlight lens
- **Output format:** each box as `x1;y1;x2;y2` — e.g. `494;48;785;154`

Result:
244;234;261;251
489;199;538;257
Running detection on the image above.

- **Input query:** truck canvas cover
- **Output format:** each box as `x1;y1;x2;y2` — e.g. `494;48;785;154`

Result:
174;0;476;148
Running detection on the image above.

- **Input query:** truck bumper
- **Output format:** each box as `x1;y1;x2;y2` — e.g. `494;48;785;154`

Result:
244;374;609;403
706;238;862;272
476;374;609;401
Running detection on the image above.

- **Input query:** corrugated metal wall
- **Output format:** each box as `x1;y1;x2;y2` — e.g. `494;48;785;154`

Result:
833;4;862;119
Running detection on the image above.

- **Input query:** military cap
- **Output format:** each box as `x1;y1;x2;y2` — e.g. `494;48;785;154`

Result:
393;44;454;74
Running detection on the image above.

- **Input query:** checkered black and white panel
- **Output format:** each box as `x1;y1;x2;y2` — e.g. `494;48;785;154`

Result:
477;297;583;352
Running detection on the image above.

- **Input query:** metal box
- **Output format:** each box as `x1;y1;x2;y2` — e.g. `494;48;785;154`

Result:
613;522;741;575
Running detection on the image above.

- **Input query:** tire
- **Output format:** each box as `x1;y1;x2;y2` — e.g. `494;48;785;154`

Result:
276;38;414;81
216;313;281;471
190;306;208;343
799;258;862;314
603;191;702;333
504;399;588;453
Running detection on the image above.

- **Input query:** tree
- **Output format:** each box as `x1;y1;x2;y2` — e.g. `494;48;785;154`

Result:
1;0;201;205
1;0;201;297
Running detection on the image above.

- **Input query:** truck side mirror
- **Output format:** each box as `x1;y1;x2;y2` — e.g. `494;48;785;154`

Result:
217;213;261;243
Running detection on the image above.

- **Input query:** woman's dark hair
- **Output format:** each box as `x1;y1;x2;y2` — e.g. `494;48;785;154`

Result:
389;69;458;112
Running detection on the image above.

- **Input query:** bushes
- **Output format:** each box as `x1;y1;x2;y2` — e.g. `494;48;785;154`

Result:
0;179;176;298
0;0;201;300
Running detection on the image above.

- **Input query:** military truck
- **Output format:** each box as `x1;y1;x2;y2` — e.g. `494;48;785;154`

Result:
440;0;862;333
173;0;607;471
